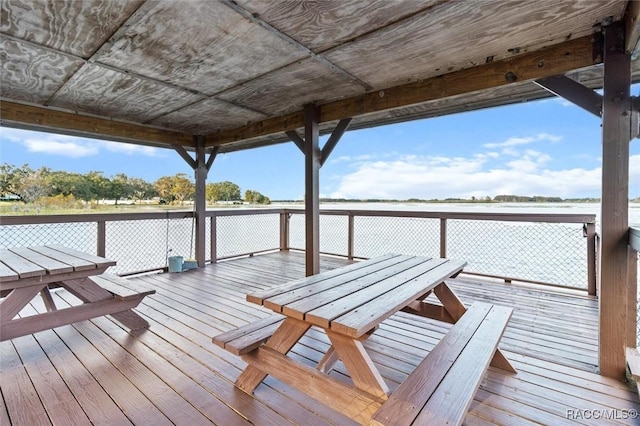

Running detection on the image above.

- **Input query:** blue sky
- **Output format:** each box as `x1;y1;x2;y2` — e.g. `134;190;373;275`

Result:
1;94;639;200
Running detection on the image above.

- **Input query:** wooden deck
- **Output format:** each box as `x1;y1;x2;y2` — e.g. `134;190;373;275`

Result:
2;251;638;425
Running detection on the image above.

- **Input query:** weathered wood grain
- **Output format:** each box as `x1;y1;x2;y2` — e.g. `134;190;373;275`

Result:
0;0;143;57
0;39;84;104
51;63;202;123
218;57;364;116
326;0;623;87
150;97;268;134
94;1;305;95
237;0;440;53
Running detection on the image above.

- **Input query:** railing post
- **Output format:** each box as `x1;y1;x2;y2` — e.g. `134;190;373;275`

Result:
210;214;217;264
586;222;596;296
280;210;290;251
97;220;106;257
348;213;355;260
439;218;447;258
627;246;638;346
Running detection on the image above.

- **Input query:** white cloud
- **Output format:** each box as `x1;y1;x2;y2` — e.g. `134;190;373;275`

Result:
0;128;162;157
483;133;561;149
329;154;377;164
102;141;161;156
329;135;612;199
23;139;99;158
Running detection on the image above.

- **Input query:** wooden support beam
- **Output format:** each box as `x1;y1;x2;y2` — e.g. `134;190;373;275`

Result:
304;104;321;277
320;118;352;166
194;136;208;268
534;75;603;117
285;130;305;153
173;144;197;169
205;146;218;172
599;22;632;380
206;36;597;146
0;101;193;147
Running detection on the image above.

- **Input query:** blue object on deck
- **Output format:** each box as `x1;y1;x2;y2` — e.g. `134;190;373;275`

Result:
182;259;198;271
168;256;183;273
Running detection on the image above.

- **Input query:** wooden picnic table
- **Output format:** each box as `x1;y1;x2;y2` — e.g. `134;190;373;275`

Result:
0;245;154;341
215;254;516;424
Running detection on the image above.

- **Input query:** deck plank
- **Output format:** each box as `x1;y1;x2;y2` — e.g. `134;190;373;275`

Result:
1;251;638;426
0;340;52;425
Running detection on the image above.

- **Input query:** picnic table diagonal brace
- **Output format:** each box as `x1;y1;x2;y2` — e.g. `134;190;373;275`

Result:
236;317;310;393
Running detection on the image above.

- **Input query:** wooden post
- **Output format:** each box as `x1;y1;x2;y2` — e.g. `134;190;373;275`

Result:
194;136;207;267
628;248;638;347
280;210;290;251
439;218;447;258
599;22;632;379
304;104;321;276
586;222;597;296
97;220;106;257
348;213;355;260
210;214;217;263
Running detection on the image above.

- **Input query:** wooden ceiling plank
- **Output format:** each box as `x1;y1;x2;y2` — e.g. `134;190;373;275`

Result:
625;0;640;56
220;0;372;91
206;35;597;146
0;101;193;147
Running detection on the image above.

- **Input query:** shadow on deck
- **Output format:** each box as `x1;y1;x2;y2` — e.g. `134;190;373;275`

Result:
1;251;638;425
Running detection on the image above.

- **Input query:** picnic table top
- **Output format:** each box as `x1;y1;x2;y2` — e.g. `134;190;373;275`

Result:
0;245;115;287
247;254;466;338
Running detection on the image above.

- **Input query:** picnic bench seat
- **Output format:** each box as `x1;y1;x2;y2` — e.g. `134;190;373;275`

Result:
626;347;640;395
64;273;156;331
372;302;513;426
84;274;156;301
213;314;285;355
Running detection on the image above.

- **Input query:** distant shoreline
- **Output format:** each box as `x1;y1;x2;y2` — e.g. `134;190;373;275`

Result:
273;198;640;204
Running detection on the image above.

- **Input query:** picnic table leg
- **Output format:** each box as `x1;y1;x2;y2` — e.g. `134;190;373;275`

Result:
61;277;149;330
318;327;378;374
326;330;389;399
40;287;58;312
236;317;310;394
435;282;517;373
316;346;339;374
0;285;46;322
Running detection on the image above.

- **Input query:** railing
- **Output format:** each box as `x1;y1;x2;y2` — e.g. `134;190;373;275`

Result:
0;208;597;293
283;209;597;293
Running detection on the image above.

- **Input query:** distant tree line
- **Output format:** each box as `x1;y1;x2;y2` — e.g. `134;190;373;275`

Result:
0;163;270;205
